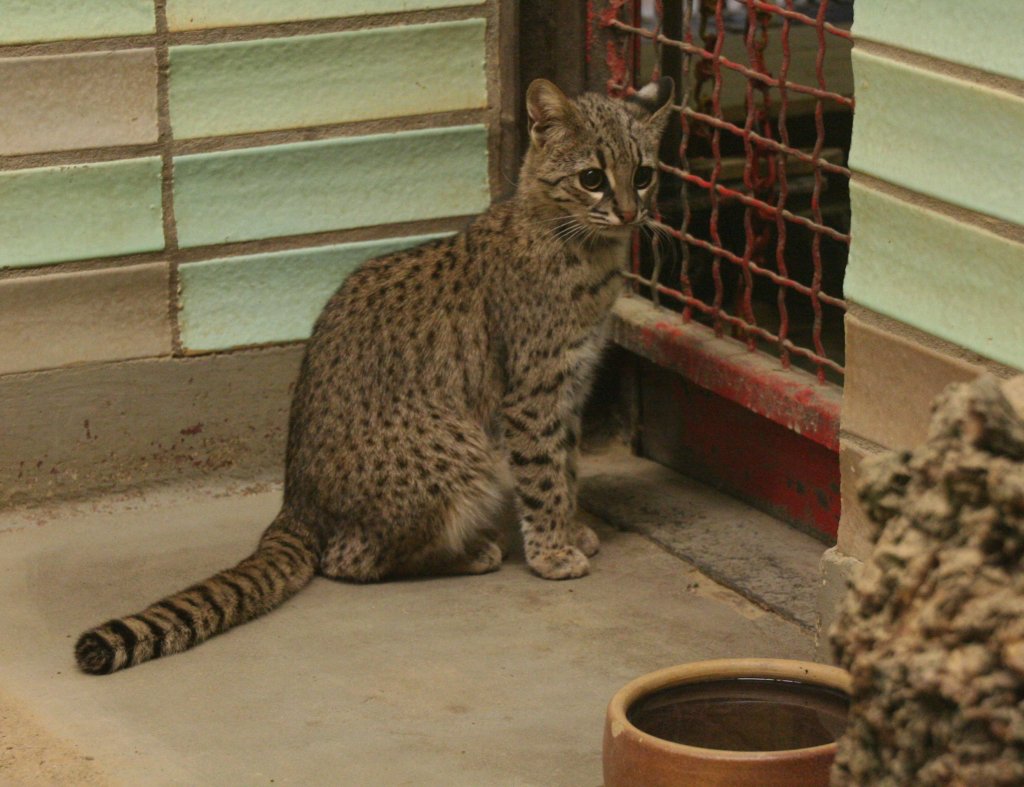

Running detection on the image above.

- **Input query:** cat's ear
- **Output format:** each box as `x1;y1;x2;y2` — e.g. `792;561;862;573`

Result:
627;77;675;138
526;79;579;148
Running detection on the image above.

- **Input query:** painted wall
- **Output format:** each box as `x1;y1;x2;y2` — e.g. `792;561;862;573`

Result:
0;1;497;370
821;0;1024;639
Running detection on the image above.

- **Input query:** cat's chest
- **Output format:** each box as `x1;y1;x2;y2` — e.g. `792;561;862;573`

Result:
571;240;626;290
560;259;624;323
566;320;610;376
586;240;629;271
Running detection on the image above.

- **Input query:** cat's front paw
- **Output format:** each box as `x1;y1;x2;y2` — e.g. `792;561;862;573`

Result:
528;545;590;580
573;524;600;557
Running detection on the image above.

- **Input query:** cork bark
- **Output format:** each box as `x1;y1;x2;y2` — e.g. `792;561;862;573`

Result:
830;375;1024;786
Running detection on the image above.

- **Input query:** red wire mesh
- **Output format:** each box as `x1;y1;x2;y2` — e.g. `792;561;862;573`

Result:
598;0;854;382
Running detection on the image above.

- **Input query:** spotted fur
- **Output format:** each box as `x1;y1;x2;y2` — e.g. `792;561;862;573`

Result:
74;78;674;674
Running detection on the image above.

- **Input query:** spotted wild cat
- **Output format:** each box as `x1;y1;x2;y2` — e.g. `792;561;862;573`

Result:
75;77;675;674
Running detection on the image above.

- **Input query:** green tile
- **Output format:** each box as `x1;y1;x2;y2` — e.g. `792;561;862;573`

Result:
846;181;1024;370
0;0;154;44
849;50;1024;226
0;158;164;269
167;0;481;30
179;234;448;351
173;124;488;248
169;21;486;139
854;0;1024;82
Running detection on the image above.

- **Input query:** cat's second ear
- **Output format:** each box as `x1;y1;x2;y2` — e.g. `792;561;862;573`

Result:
526;79;579;148
627;76;675;138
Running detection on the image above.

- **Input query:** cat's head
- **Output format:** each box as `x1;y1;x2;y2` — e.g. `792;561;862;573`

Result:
521;78;674;241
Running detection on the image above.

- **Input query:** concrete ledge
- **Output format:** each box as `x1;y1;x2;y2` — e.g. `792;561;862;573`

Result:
0;345;302;507
838;439;881;562
612;293;842;451
815;546;862;662
842;312;983;450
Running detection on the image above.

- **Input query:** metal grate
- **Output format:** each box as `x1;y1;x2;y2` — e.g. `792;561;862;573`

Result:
597;0;854;383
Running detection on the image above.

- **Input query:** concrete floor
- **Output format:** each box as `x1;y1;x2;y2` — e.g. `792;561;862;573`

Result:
0;463;817;786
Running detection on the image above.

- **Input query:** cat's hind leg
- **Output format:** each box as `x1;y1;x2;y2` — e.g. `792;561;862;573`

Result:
395;457;513;577
420;536;504;576
322;484;508;581
318;416;512;581
571;523;601;557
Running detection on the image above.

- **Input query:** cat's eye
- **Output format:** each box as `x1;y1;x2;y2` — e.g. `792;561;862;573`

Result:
578;168;606;191
633;165;655;189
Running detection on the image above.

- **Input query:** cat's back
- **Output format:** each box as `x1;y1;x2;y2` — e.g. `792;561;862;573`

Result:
293;210;520;416
307;203;525;352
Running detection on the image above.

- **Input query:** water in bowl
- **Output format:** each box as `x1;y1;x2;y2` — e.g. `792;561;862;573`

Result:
626;677;848;752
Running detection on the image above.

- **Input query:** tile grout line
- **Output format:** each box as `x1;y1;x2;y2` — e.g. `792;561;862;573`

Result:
167;5;487;45
837;430;890;457
0;34;157;58
851;173;1024;248
0;111;489;173
0;216;472;281
0;5;488;58
171;110;488;156
482;0;505;200
845;302;1023;380
854;39;1024;99
0;145;164;172
154;0;183;356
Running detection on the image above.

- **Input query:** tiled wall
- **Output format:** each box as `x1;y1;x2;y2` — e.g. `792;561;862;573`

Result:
0;1;497;371
0;1;503;505
822;1;1024;609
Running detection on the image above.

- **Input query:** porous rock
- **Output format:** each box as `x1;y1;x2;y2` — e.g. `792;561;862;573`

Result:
830;376;1024;786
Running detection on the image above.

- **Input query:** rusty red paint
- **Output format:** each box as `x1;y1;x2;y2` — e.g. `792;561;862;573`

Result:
606;40;629;94
593;0;852;529
622;275;845;376
775;4;794;369
808;0;830;376
639;366;840;538
668;165;851;244
749;0;852;40
675;110;851;177
603;17;853;108
613;294;841;451
642;319;839;449
589;0;598;65
601;0;631;94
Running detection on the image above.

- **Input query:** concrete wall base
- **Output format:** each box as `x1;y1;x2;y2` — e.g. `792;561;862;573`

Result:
815;546;863;662
2;345;302;508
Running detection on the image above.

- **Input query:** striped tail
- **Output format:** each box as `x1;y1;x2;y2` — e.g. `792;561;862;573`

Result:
74;526;317;675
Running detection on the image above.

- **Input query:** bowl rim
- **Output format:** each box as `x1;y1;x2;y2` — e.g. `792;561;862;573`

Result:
606;657;853;762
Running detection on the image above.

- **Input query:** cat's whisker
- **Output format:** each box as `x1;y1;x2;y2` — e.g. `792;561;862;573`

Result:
554;223;584;239
558;222;596;246
553;219;589;242
525;215;595;243
523;211;583;226
643;220;675;250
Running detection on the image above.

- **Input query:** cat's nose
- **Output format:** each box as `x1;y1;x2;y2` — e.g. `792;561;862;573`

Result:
619;209;637;224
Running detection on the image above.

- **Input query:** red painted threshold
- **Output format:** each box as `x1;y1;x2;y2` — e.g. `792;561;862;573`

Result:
611;294;842;452
637;362;841;539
